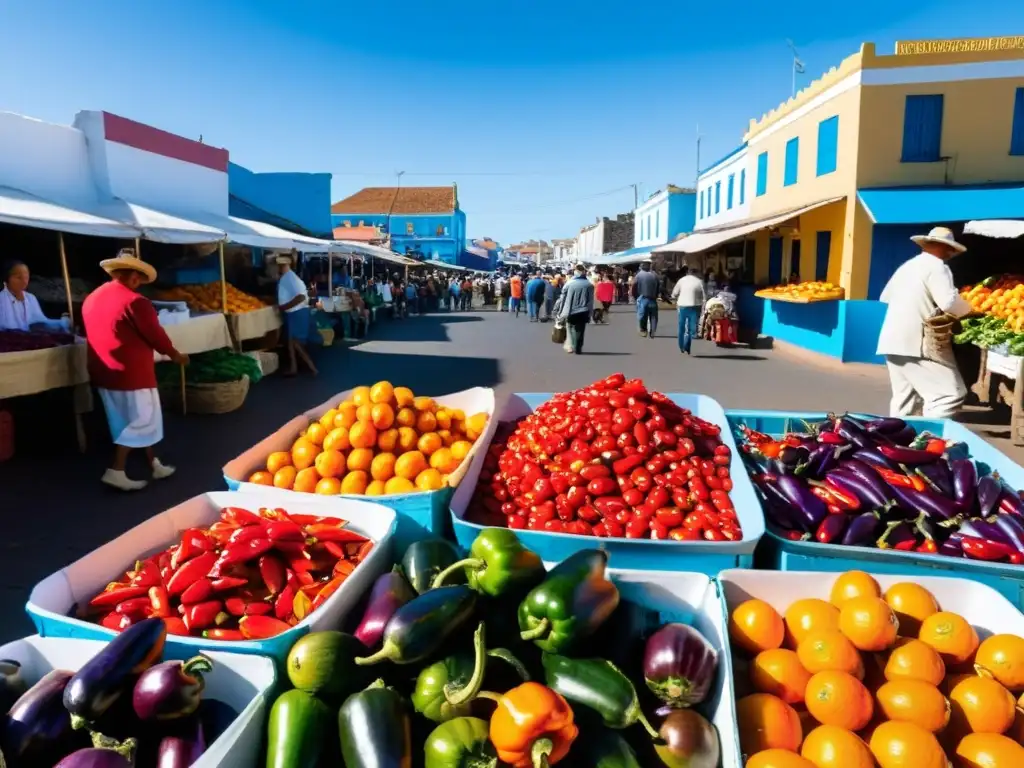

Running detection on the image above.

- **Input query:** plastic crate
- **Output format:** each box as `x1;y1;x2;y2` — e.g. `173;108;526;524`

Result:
224;386;497;552
26;491;395;664
449;393;764;573
726;409;1024;610
0;635;276;768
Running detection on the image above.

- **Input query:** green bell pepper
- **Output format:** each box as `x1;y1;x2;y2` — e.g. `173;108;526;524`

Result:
518;549;619;654
424;717;497;768
432;529;544;597
402;538;465;594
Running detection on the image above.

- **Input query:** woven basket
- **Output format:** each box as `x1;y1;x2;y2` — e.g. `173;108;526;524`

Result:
318;328;335;347
257;350;279;376
161;376;250;415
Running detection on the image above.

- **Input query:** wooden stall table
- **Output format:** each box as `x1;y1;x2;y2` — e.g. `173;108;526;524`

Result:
228;305;281;348
970;346;1024;446
158;312;233;356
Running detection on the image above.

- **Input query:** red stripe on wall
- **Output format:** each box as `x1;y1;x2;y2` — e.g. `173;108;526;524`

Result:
102;112;228;173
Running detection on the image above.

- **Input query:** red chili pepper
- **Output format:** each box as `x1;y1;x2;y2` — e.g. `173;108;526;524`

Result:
311;575;347;611
819;480;861;511
260;507;296;523
89;585;148;609
739;425;773;445
915;539;939;554
305;524;369;544
287;513;340;527
166;551;218;596
203;628;244;641
321;541;346;560
224;596;248;617
221;507;266;527
334;559;357;579
228;525;271;546
180;578;214;605
274;585;296;620
962;537;1017;561
893;538;917;551
210;539;274;576
244;602;274;616
611;454;645;476
264;520;306;543
259;554;287;595
206;521;237;545
100;612;123;631
170;528;215;570
757;441;784;459
211;576;249;592
129;559;161;588
115;597;153;616
148;586;171;618
239;614;291;639
162;616;189;636
876;468;926;492
183;600;223;631
818;431;846;445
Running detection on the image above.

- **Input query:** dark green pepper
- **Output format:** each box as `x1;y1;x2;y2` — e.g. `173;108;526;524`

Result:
576;729;643;768
423;717;497;768
402;538;465;594
338;680;412;768
432;529;544;597
518;549;619;654
266;689;333;768
541;654;658;739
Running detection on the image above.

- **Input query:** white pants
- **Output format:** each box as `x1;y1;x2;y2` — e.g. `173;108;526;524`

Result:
98;388;164;448
885;355;966;419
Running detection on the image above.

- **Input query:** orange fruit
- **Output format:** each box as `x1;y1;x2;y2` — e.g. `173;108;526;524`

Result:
418;432;443;456
450;407;466;422
305;422;328;447
315;477;341;495
451;440;473;461
291;437;318;470
751;648;813;704
746;749;816;768
293;467;320;494
347;448;374;473
356;403;373;424
266;451;293;474
319;408;338;429
370;381;394;404
830;571;881;608
349;422;378;450
435;409;453;430
430;447;459;474
352;385;372;407
437;429;453;447
805;671;873;731
273;466;297;489
466;412;489;439
919;611;979;666
800;724;874;768
371;452;397;482
413;396;435;411
875;679;951;733
868;720;948;768
384;476;416;494
785;598;841;648
839;597;899;652
730;600;786;655
377;428;399;453
882;582;939;636
417;411;438;433
323;427;351;453
395;451;428;481
365;480;386;496
415;468;444;491
396;407;417;428
949;673;1017;734
393;386;415;407
956;732;1024;767
340;470;368;495
371;403;395;430
737;693;803;754
249;470;274;486
397;427;419;452
884;638;946;686
796;630;865;679
334;403;358;429
975;634;1024;692
314;449;346;479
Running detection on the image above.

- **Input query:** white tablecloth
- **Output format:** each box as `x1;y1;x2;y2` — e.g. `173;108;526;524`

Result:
0;341;92;412
229;306;281;342
156;313;233;360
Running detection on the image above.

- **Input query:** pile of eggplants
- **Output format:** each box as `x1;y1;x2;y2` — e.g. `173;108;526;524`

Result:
0;618;237;767
739;413;1024;564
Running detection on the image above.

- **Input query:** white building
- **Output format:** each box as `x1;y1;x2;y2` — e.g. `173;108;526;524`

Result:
694;144;751;231
551;237;576;262
575;220;604;261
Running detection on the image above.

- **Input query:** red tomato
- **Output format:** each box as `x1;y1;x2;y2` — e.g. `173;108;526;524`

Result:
630;467;653;493
655;506;684;528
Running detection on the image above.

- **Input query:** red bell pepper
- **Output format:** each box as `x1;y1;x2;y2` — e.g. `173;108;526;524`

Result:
239;614;291;639
89;585;148;609
166;551;218;596
305;524;368;544
162;616;189;636
183;600;223;631
259;555;287;595
311;575;346;611
203;628;244;641
274;585;296;621
924;438;947;455
148;586;171;618
211;576;248;592
221;507;266;527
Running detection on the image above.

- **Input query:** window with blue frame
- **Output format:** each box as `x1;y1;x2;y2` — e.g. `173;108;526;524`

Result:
1012;87;1024;156
699;191;704;219
817;115;839;176
714;181;721;213
646;216;651;239
655;210;660;238
784;137;799;186
756;152;768;196
901;94;944;162
739;169;746;204
727;174;735;209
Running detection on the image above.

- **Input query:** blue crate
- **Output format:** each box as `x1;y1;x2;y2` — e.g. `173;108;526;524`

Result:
450;393;764;574
726;409;1024;610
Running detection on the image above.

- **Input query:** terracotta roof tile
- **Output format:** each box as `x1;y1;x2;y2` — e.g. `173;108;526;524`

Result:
331;186;455;215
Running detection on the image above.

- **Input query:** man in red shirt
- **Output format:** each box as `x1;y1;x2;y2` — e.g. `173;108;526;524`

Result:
83;249;189;491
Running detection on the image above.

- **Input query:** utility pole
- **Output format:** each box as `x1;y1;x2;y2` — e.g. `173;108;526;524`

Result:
629;183;639;209
695;124;701;187
787;40;805;98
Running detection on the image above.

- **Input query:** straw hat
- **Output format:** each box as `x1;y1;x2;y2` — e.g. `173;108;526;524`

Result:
100;248;157;283
911;226;966;253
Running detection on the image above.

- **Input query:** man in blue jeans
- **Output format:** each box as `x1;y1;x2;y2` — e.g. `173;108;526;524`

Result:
633;259;661;337
670;265;706;355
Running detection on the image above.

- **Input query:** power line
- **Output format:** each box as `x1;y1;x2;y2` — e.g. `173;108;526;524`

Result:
464;185;636;216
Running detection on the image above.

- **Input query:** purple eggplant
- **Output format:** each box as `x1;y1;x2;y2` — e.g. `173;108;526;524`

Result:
0;659;27;713
761;481;810;532
132;655;211;722
836;417;881;450
864;417;907;434
643;623;718;708
815;514;850;544
967;517;1015;548
655;709;720;768
888;482;962;523
775;475;829;529
940;532;965;557
354;567;417;649
950;459;978;508
878;520;917;550
55;747;134;768
851;448;897;471
156;714;206;768
841;511;883;546
978;474;1003;516
994;513;1024;552
999;489;1024;517
826;468;895;510
1;669;88;767
915;460;954;499
878;444;940;465
886;425;918;446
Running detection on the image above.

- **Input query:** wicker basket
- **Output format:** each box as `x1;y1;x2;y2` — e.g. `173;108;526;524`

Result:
257;350;279;376
317;328;335;347
161;376;250;415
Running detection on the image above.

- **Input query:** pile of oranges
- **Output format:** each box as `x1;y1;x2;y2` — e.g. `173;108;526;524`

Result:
247;381;489;497
730;571;1024;768
155;282;268;313
961;276;1024;333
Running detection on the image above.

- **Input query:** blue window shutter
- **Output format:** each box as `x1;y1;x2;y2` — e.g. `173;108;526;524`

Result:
1012;88;1024;156
707;188;712;215
816;116;839;176
655;210;660;238
784;137;799;186
727;174;735;209
901;95;944;162
756;152;768;196
714;181;721;213
768;237;783;285
740;169;746;204
699;192;704;219
815;231;831;282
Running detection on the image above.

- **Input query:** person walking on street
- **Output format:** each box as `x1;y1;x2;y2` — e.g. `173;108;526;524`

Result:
509;273;523;317
634;259;660;337
557;263;595;354
495;274;507;312
544;275;558;320
594;272;615;324
526;272;546;322
671;265;705;355
461;276;474;310
876;227;973;418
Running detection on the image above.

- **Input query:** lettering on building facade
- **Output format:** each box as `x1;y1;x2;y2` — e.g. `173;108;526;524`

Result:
895;36;1024;55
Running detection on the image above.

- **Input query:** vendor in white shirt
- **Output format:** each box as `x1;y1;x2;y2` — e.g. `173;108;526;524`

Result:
276;254;318;377
876;227;972;418
0;260;70;332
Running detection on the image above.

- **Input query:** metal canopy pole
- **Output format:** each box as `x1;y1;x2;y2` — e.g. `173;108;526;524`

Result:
57;233;74;325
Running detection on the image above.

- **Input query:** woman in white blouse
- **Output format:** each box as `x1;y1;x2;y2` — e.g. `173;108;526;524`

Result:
0;261;69;332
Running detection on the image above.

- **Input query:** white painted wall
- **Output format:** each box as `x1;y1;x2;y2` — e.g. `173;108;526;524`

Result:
576;221;605;260
634;191;669;247
553;241;576;261
0;111;100;207
695;146;750;231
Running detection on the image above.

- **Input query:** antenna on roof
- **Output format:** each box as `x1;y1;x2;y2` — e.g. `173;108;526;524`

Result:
787;39;806;97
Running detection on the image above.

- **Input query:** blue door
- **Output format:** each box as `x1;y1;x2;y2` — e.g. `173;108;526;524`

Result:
815;231;832;282
768;237;783;285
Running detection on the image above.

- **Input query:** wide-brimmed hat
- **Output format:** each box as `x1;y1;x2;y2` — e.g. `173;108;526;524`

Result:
100;249;157;283
911;226;966;253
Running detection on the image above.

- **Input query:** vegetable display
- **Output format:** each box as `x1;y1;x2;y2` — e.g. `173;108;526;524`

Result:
465;374;742;541
737;413;1024;564
0;329;76;353
264;529;722;767
156;349;262;387
754;281;845;303
77;505;374;639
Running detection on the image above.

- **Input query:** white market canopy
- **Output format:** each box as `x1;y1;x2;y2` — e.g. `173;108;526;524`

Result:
98;199;227;245
331;240;420;266
964;220;1024;239
0;185;140;239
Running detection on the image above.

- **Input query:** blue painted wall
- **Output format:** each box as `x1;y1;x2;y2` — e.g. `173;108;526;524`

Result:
867;224;920;300
754;298;886;364
668;192;697;240
330;208;466;263
228;162;333;236
842;301;886;364
634;190;697;248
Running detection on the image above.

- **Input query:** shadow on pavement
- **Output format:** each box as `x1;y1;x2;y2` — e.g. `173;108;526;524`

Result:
693;354;768;361
349;313;483;344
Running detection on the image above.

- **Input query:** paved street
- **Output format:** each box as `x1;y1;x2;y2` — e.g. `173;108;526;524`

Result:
0;305;1017;642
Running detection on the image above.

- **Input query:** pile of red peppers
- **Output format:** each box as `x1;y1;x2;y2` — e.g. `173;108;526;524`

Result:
80;506;374;640
465;374;742;541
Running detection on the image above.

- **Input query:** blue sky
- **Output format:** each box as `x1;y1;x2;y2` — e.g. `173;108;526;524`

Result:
1;0;1021;245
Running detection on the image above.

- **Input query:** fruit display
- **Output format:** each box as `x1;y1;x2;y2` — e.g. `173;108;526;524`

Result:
265;530;724;768
153;283;268;314
737;413;1024;564
729;570;1024;767
0;618;240;767
0;329;76;352
245;381;491;497
956;275;1024;352
755;281;845;303
464;374;742;540
155;348;262;386
77;505;374;639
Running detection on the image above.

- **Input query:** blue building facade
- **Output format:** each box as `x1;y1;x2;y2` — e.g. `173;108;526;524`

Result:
228;162;333;236
633;185;697;249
